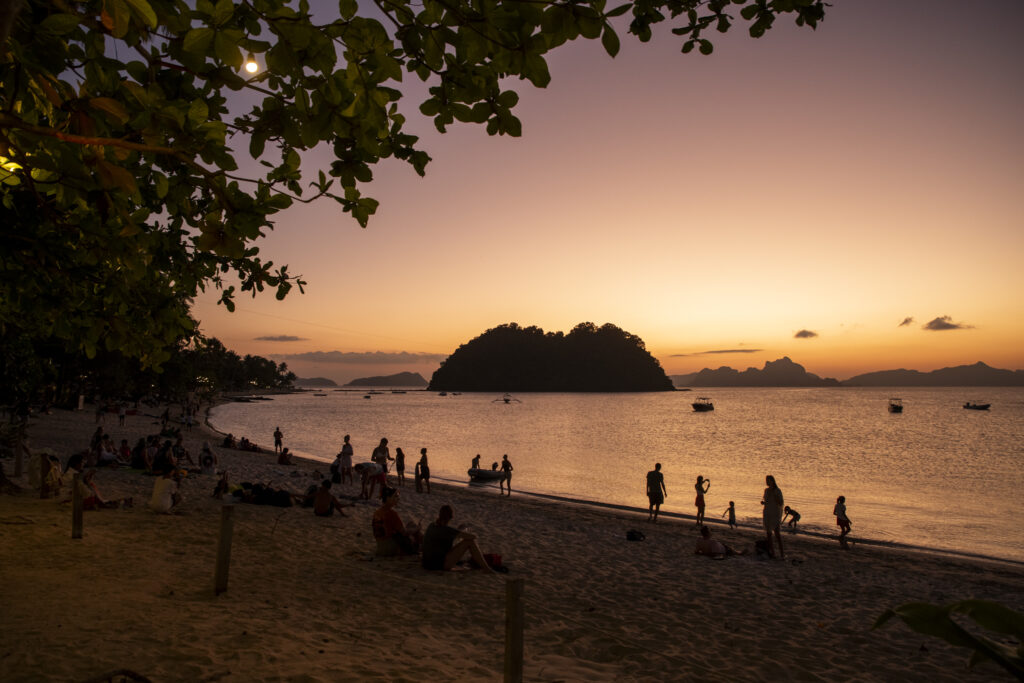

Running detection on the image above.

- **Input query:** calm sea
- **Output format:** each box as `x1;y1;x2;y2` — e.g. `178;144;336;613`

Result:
209;387;1024;563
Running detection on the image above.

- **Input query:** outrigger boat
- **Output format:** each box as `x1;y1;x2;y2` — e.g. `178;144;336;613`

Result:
963;402;991;410
692;397;714;412
468;467;506;483
493;393;521;404
888;398;903;413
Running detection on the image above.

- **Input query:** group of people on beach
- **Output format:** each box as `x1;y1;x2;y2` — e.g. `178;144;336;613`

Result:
370;485;497;573
646;465;854;557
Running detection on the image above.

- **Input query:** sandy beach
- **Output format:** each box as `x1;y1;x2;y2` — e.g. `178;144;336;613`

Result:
2;407;1022;682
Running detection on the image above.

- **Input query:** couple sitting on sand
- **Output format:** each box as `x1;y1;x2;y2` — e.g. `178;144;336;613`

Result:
371;487;494;573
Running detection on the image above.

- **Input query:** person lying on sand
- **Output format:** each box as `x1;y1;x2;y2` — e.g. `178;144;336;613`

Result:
694;525;740;558
313;480;352;517
421;504;494;573
372;487;420;557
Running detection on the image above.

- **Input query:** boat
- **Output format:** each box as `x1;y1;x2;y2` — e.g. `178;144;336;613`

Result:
468;467;506;483
692;397;714;412
494;393;521;404
888;398;903;413
312;393;327;397
963;402;991;410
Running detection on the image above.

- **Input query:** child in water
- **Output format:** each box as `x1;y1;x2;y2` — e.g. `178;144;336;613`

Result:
834;495;852;548
722;501;736;529
783;505;801;531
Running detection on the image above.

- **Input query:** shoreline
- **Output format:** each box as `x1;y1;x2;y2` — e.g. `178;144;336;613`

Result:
205;406;1024;570
2;407;1022;681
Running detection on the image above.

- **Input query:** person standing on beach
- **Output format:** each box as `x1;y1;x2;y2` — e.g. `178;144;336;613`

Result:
646;463;667;522
273;427;283;455
761;475;785;559
722;501;736;529
499;454;513;496
418;448;431;494
340;435;354;485
694;475;710;526
834;495;852;549
394;447;406;487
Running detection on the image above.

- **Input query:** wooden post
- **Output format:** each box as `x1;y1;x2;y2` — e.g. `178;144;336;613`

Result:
504;578;524;683
214;504;235;595
71;473;83;539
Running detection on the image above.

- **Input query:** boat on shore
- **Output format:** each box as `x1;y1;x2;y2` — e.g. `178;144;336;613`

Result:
692;397;714;412
963;402;991;410
888;398;903;413
468;468;506;483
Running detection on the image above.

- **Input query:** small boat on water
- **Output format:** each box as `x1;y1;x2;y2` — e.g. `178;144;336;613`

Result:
692;397;714;412
312;393;327;397
964;402;991;410
494;393;521;404
888;398;903;413
468;467;506;483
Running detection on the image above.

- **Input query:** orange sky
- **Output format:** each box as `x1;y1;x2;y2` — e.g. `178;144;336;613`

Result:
191;0;1024;384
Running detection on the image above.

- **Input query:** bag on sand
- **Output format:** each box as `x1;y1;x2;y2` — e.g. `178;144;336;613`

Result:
626;530;645;542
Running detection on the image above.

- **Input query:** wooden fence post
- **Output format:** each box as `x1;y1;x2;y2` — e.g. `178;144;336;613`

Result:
504;578;524;683
214;505;235;595
71;473;83;539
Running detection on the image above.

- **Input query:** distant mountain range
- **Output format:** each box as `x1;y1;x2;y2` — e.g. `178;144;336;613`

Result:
344;371;428;387
671;359;1024;387
294;377;338;387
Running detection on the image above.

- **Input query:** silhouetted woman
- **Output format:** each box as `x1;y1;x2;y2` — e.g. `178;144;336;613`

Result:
761;475;784;559
694;475;710;525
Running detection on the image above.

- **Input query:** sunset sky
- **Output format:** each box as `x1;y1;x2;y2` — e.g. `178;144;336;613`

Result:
191;0;1024;384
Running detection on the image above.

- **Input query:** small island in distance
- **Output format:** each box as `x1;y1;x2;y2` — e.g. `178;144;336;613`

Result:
428;322;674;392
344;371;428;388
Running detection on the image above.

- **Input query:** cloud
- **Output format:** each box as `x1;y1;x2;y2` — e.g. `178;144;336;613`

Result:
670;348;763;357
922;316;973;331
794;329;818;339
276;350;449;364
255;335;308;342
898;317;914;327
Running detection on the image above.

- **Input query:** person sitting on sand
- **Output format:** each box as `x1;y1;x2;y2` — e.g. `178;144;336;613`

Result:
313;480;352;517
783;505;801;531
421;504;494;573
130;438;151;471
722;501;736;530
149;467;182;514
222;433;235;449
199;442;217;475
371;487;421;557
694;525;739;558
834;495;852;549
67;469;132;510
278;447;294;466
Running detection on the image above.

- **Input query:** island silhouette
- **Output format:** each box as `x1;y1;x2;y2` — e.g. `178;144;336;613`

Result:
427;322;674;392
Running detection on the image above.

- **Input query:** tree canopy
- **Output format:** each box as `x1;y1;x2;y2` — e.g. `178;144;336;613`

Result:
428;322;674;391
1;0;825;368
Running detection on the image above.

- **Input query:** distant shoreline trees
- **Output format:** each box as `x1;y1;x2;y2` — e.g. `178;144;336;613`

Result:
428;322;674;392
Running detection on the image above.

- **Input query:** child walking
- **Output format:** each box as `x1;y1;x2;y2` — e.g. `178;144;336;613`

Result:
722;501;736;529
834;495;852;548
